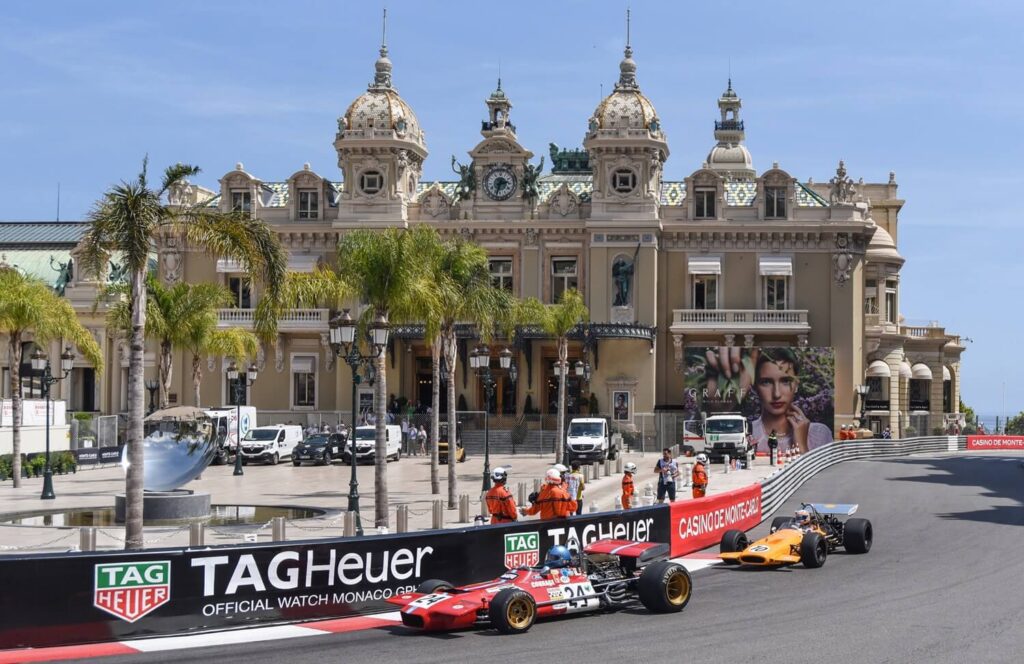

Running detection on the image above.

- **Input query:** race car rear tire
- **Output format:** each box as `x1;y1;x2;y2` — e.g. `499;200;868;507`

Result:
800;532;828;568
637;561;692;613
843;518;873;554
770;516;792;533
719;529;749;563
416;579;453;594
490;588;536;634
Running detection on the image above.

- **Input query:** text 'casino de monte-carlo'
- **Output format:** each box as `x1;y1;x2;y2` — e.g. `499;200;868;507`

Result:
0;31;964;439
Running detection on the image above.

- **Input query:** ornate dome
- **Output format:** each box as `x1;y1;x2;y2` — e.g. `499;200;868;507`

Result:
707;143;753;166
590;45;662;132
866;223;904;263
339;44;425;147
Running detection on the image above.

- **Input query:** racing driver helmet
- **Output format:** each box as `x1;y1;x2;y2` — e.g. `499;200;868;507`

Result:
544;545;573;569
491;467;508;483
794;509;811;527
545;468;562;484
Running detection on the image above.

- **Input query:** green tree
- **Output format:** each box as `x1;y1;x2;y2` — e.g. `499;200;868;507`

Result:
1005;411;1024;435
518;289;589;464
283;226;438;528
80;159;285;549
958;398;979;434
0;267;103;486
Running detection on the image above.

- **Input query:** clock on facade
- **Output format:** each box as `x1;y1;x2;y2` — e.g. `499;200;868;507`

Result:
483;165;517;201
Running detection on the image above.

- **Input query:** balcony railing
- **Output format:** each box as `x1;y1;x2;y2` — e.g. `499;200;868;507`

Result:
217;308;329;331
671;309;810;332
901;325;947;339
714;120;744;131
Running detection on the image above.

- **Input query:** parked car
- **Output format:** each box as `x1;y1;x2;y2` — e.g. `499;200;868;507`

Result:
292;432;346;466
345;424;402;464
240;424;303;465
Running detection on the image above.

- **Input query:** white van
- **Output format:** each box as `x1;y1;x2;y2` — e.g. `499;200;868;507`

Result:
565;417;617;462
240;424;303;465
346;425;402;464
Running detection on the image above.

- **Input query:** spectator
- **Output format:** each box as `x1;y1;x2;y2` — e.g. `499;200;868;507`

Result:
566;461;585;515
417;425;427;456
321;422;331;434
882;426;892;440
653;447;680;503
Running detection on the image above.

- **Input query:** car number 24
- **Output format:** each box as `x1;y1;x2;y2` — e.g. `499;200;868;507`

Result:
547;581;598;613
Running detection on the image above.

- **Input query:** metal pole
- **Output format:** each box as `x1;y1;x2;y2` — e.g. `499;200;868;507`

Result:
397;505;408;533
343;511;356;537
347;357;364;536
432;499;443;529
517;482;526;506
41;364;55;499
272;516;286;541
233;392;244;476
459;494;469;523
189;522;205;547
482;372;493;492
79;527;96;551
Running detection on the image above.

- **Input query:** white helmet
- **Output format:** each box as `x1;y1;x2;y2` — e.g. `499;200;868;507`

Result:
696;453;709;465
545;468;562;484
553;463;569;474
491;467;508;483
794;509;811;526
624;462;637;473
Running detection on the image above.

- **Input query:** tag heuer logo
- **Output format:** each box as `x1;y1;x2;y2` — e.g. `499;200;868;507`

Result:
94;561;171;622
504;532;539;569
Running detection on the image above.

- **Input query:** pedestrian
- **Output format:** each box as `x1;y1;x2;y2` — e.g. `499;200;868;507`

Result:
321;422;331;434
566;461;585;515
485;467;518;524
521;469;576;520
653;447;680;503
882;426;892;440
417;425;427;456
692;453;709;499
621;462;636;509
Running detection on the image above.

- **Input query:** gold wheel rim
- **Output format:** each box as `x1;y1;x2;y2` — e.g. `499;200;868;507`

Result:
506;596;534;628
665;571;691;605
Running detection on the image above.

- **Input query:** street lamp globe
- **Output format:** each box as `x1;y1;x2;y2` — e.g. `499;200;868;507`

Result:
246;363;259;383
60;347;75;373
226;361;239;381
30;348;47;372
370;313;390;353
574;360;585;377
337;309;357;346
499;347;512;370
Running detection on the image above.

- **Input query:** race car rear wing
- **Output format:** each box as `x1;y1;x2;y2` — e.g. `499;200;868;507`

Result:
804;502;858;516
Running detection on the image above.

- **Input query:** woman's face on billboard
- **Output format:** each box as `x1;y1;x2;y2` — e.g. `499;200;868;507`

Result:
756;360;799;416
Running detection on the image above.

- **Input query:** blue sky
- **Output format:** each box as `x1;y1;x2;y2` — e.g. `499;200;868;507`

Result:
1;1;1020;420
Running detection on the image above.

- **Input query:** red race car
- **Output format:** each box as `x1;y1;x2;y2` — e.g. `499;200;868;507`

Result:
388;538;692;634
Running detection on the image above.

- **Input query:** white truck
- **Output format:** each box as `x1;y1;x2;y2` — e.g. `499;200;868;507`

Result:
346;424;403;464
565;417;618;463
240;424;303;465
205;406;257;465
701;413;752;463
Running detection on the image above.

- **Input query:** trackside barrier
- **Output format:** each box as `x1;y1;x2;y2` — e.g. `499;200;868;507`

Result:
0;506;668;650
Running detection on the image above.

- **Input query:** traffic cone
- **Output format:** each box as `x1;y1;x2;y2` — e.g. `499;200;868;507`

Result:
777;450;785;466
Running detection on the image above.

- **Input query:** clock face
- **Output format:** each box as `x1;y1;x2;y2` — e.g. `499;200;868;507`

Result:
484;166;517;201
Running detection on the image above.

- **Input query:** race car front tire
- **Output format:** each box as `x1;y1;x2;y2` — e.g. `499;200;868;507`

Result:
770;516;793;533
416;579;453;594
843;518;873;554
719;529;749;564
637;561;692;613
490;588;536;634
800;531;828;568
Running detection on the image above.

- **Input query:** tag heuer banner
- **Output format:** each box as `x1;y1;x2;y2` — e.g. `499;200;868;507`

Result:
0;506;668;649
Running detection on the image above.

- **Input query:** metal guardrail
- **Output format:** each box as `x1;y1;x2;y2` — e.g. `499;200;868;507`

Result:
758;436;964;520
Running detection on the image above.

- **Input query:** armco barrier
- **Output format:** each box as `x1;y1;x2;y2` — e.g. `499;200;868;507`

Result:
758;436;965;519
0;505;667;649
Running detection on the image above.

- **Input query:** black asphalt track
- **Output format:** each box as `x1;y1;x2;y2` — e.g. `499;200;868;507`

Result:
85;453;1024;664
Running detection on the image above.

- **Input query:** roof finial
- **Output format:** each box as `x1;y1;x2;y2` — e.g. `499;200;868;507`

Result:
626;7;631;50
497;59;502;92
381;7;388;50
371;7;393;89
616;8;638;89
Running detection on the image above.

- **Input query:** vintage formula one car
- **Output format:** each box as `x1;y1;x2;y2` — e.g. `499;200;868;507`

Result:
388;538;692;634
719;503;873;568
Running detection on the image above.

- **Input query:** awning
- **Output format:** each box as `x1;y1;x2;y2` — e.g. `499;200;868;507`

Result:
758;256;793;276
899;361;912;380
288;255;320;272
688;256;721;275
942;366;951;381
911;363;933;380
291;356;315;373
216;258;243;273
866;360;891;378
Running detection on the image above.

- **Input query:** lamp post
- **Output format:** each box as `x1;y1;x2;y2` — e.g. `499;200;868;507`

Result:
30;347;75;500
471;345;514;492
329;309;389;537
145;379;159;415
226;360;258;476
855;383;870;430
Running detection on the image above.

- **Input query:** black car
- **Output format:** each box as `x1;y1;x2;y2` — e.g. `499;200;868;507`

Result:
292;433;346;466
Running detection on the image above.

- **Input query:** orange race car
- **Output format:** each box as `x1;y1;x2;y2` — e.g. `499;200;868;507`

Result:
719;503;873;569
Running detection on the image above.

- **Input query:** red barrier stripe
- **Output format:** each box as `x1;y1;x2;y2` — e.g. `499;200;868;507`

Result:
0;642;138;663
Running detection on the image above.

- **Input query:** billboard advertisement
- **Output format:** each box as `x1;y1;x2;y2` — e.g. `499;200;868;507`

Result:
683;347;835;454
966;435;1024;450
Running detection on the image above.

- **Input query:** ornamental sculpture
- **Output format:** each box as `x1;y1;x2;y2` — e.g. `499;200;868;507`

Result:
451;156;476;202
829;160;856;205
522;156;545;208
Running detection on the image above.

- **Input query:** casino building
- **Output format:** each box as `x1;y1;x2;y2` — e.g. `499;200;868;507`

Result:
0;33;964;440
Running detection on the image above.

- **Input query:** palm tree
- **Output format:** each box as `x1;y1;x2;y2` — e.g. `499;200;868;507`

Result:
431;239;510;507
0;267;103;486
284;226;438;528
107;276;243;409
80;158;285;550
519;289;589;464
